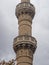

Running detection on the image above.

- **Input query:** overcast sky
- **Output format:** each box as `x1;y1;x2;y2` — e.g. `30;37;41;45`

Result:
0;0;49;65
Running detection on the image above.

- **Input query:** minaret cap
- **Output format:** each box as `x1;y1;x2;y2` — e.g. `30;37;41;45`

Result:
21;0;30;2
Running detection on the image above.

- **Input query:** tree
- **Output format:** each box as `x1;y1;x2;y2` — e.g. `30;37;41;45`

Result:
0;59;15;65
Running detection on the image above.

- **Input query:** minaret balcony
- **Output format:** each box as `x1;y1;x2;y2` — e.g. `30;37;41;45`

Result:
15;2;35;19
13;35;37;53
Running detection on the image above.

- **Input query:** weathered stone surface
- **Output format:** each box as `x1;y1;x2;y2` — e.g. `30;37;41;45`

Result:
15;2;35;19
13;0;37;65
21;0;30;3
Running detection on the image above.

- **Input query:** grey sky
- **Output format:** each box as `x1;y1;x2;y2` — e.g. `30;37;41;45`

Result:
0;0;49;65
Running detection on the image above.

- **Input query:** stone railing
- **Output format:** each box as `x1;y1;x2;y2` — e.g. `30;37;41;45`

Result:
15;2;35;18
13;35;37;47
16;2;35;11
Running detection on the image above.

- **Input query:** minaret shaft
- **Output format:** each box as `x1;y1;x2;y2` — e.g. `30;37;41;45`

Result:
18;14;32;35
13;0;37;65
21;0;30;2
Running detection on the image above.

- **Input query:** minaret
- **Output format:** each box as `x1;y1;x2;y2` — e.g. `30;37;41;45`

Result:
13;0;37;65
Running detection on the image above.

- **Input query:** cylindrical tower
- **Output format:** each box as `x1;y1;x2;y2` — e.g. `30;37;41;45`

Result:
21;0;30;2
13;0;37;65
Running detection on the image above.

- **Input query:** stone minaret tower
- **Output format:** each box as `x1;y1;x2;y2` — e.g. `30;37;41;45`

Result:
13;0;37;65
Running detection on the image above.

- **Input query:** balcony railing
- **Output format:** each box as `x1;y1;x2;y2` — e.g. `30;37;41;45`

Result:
16;2;35;12
13;35;37;47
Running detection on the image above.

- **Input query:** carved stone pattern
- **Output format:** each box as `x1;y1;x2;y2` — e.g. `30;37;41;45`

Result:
13;43;36;54
13;35;37;47
15;2;35;19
